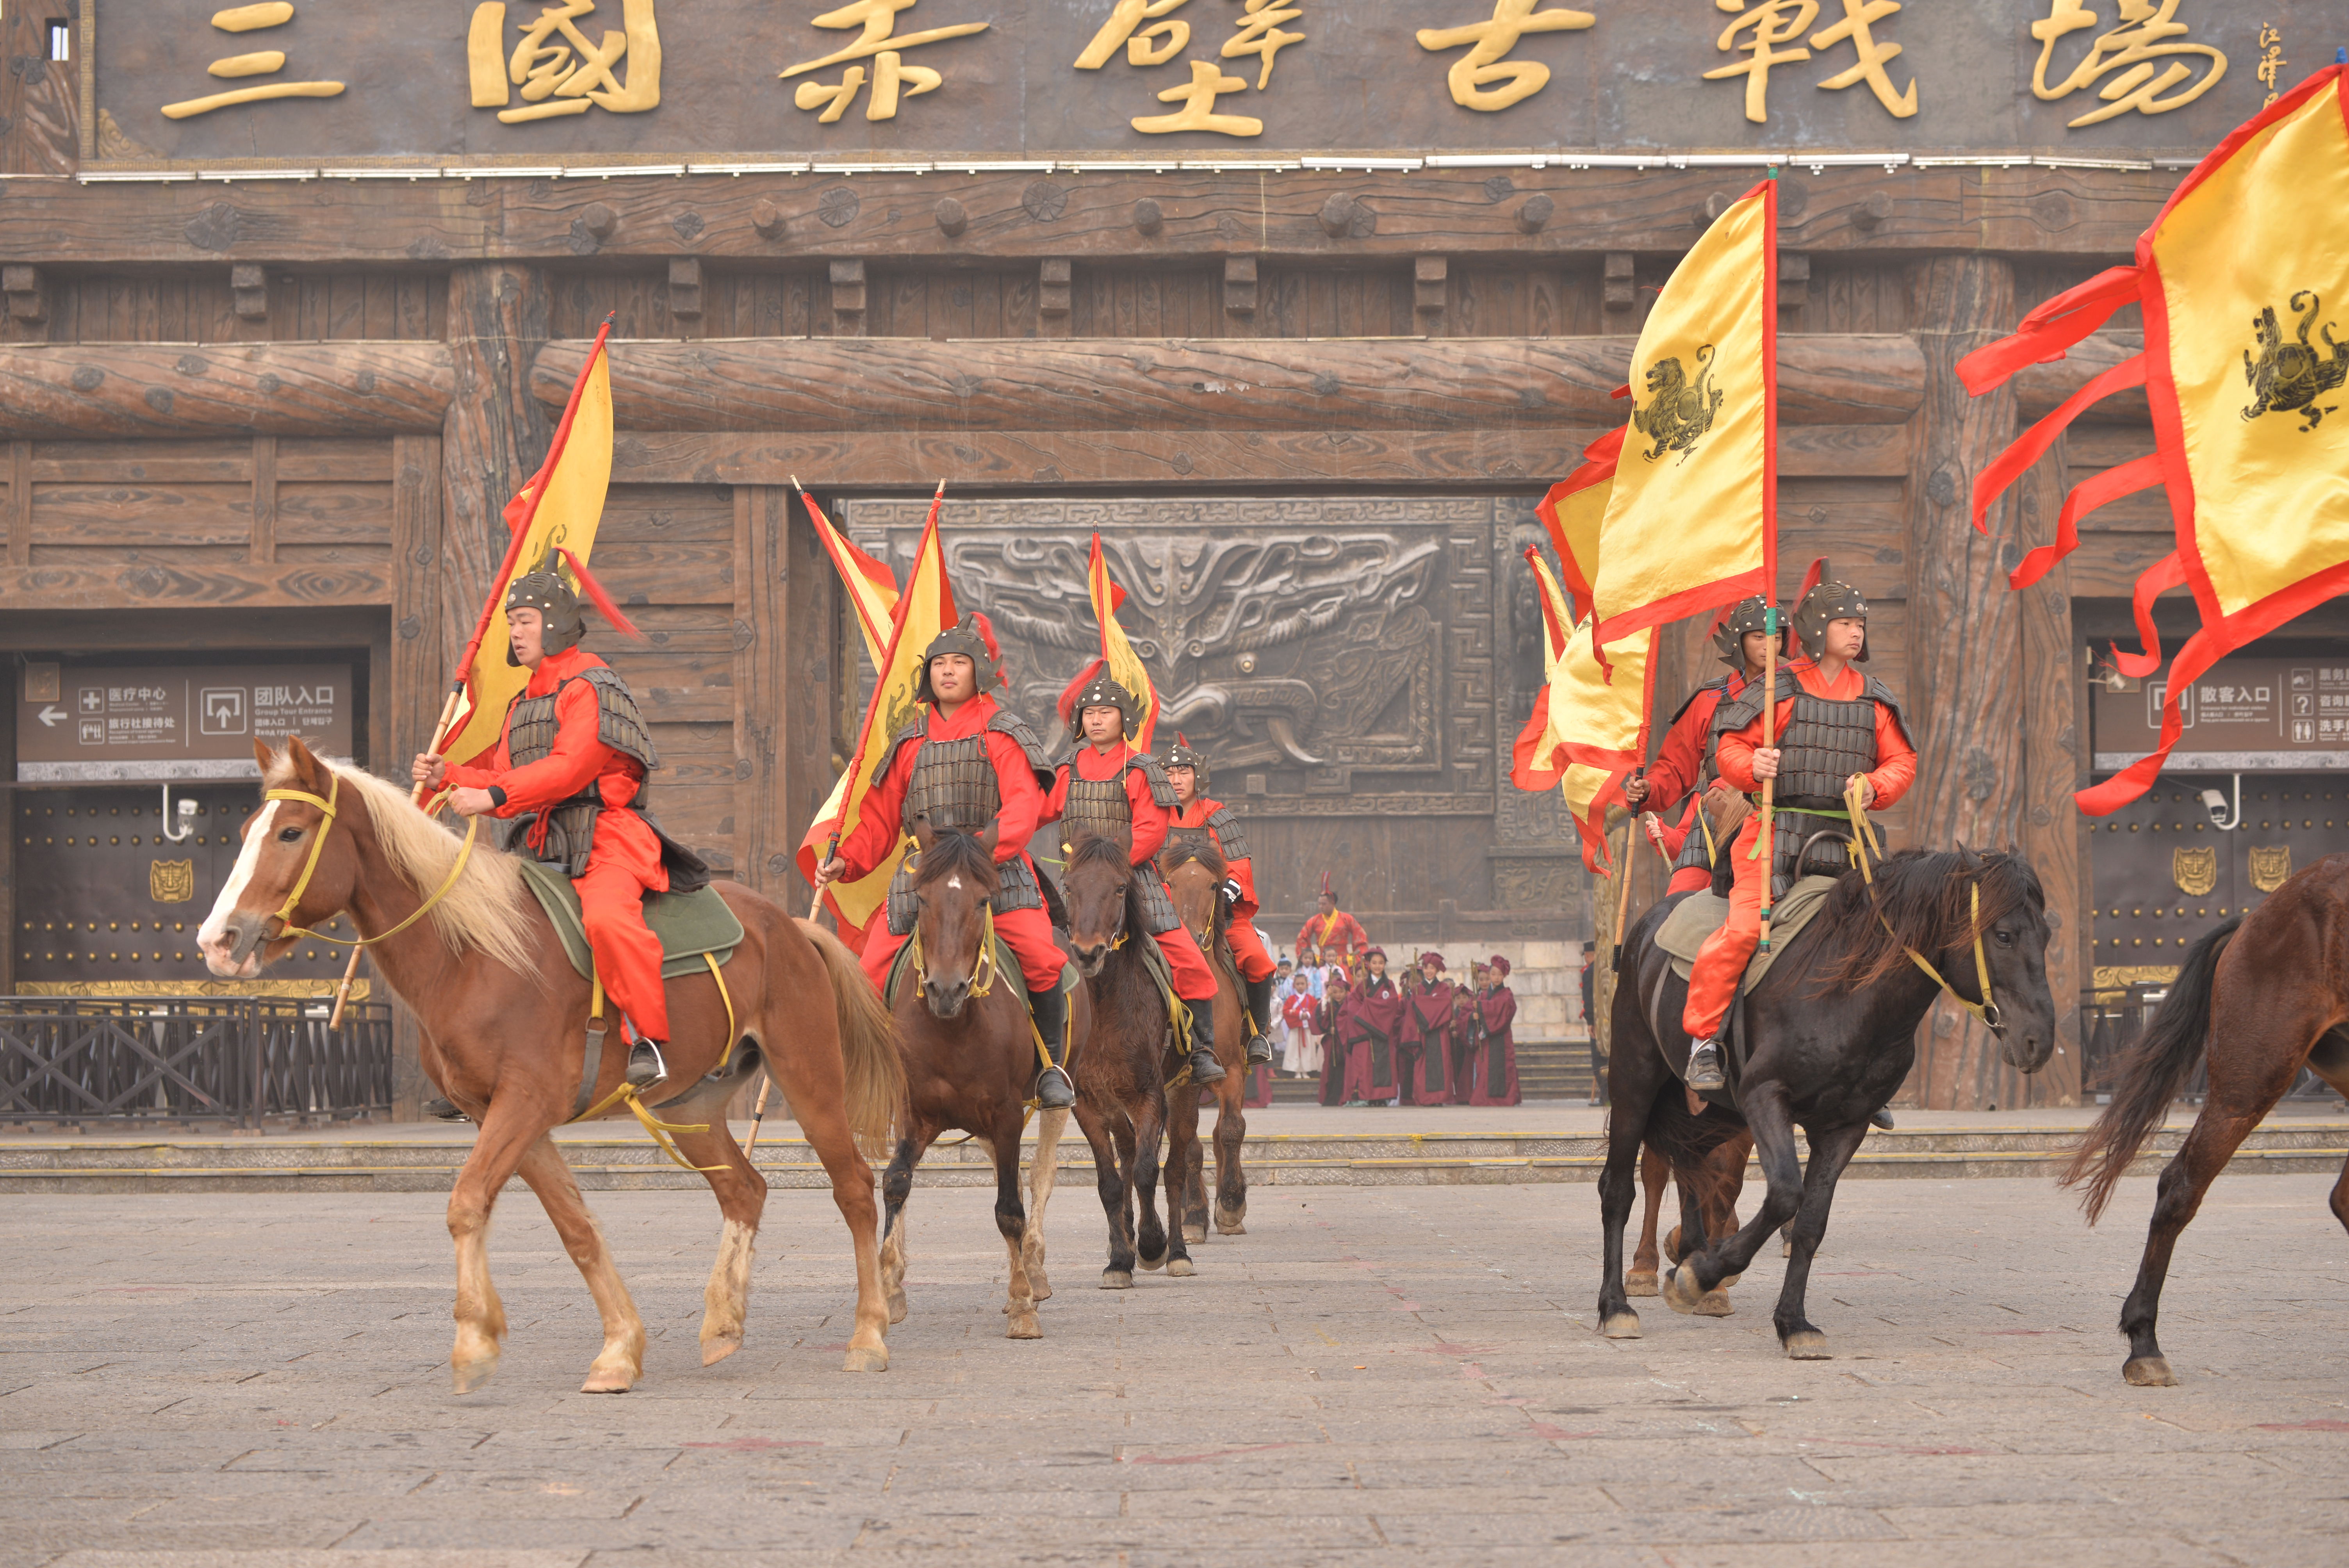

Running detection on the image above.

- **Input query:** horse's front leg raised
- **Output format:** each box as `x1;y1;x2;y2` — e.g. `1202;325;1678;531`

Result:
1773;1120;1870;1358
1212;1078;1248;1235
1665;1082;1801;1314
514;1135;647;1393
990;1117;1043;1339
445;1099;554;1394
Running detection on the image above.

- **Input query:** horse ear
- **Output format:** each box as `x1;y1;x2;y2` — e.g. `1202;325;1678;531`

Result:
910;811;937;852
251;738;275;774
977;819;1001;858
283;733;324;786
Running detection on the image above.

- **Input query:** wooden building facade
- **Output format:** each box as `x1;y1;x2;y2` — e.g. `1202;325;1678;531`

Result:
3;1;2341;1112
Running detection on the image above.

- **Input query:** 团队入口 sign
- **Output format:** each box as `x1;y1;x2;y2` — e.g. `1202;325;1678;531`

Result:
15;663;353;782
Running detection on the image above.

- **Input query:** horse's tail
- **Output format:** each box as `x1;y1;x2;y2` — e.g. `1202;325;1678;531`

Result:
796;918;905;1160
2060;913;2239;1224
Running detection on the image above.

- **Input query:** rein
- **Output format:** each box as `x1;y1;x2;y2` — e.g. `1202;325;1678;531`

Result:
1841;777;2003;1032
262;775;480;949
908;896;1002;999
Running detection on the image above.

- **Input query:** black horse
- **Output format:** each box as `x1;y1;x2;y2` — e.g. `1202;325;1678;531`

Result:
1596;846;2058;1357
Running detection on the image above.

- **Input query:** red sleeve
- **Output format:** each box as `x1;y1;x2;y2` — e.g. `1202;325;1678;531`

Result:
1043;763;1069;822
1865;703;1918;808
835;739;916;878
444;680;611;818
984;731;1042;865
1225;853;1259;917
1125;767;1169;866
1653;796;1697;857
1714;702;1782;795
1643;688;1718;813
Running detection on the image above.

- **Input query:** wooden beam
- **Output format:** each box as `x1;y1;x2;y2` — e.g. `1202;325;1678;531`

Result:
6;440;27;567
534;334;1923;433
0;342;453;438
733;485;781;893
388;433;444;768
0;560;390;609
2012;331;2149;424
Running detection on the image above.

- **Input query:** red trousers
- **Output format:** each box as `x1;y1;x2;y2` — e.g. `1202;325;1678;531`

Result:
1682;815;1764;1040
574;809;672;1043
1667;866;1715;896
861;903;1067;994
1155;921;1217;1003
1227;915;1276;983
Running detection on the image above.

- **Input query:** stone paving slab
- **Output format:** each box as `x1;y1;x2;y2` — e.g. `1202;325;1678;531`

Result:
2;1176;2345;1566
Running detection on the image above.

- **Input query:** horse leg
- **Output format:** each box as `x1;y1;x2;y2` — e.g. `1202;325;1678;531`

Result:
1594;1050;1657;1340
444;1099;548;1394
1076;1098;1136;1288
991;1114;1043;1340
1212;1076;1248;1235
513;1135;647;1393
1665;1083;1801;1314
660;1093;768;1369
1024;1105;1070;1301
1132;1082;1173;1274
878;1124;930;1328
1627;1144;1667;1295
1675;1167;1740;1316
1162;1081;1204;1260
777;1041;891;1376
1771;1120;1870;1358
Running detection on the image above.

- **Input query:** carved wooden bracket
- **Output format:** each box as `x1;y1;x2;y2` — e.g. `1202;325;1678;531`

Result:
1515;194;1555;234
751;197;788;242
829;259;867;335
668;257;704;319
230;263;268;322
1039;258;1071;337
1223;256;1257;318
3;266;46;324
1779;252;1810;313
934;196;969;238
1602;252;1636;314
1414;257;1447;326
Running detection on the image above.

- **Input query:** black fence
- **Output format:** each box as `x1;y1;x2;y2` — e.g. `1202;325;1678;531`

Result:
0;997;394;1128
2079;986;2337;1105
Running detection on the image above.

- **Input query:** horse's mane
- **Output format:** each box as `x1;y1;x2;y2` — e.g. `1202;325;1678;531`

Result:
1160;838;1227;880
1811;847;2043;991
1067;832;1133;877
276;757;539;975
913;829;1001;891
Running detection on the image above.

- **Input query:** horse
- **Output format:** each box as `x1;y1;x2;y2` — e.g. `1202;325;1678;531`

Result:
2061;856;2349;1386
1625;1138;1750;1303
1056;829;1186;1285
873;820;1093;1341
198;736;902;1393
1159;841;1251;1242
1597;846;2056;1356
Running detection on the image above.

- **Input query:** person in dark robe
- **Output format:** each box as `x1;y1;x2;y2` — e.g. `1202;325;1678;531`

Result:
1468;954;1520;1107
1407;951;1457;1105
1392;962;1426;1105
1346;947;1404;1106
1317;968;1354;1107
1453;962;1486;1105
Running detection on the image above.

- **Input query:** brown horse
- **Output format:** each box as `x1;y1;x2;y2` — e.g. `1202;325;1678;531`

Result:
1625;1138;1751;1304
873;821;1091;1340
2063;859;2349;1386
1057;830;1183;1284
197;736;902;1393
1160;844;1250;1241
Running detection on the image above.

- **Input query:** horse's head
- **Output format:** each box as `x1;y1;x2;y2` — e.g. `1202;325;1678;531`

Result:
198;736;354;978
1158;840;1227;949
1059;827;1135;978
1960;846;2058;1073
907;815;1000;1019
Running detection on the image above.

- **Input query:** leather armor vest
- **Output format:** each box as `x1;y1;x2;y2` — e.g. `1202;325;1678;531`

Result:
499;667;707;891
1055;755;1181;936
1061;774;1134;844
881;708;1052;936
1775;692;1882;811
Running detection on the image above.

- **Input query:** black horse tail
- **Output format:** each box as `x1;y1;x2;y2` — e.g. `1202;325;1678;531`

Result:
2060;914;2241;1224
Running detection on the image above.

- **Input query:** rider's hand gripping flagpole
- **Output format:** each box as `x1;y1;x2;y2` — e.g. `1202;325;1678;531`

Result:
1756;606;1778;955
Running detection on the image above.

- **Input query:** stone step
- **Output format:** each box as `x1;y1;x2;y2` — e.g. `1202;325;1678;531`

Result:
1;1123;2339;1192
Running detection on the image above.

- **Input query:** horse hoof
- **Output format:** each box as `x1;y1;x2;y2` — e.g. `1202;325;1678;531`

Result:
1215;1221;1246;1237
1006;1311;1043;1340
1168;1257;1196;1278
1625;1271;1659;1297
1693;1290;1736;1318
1783;1330;1831;1360
2123;1356;2178;1387
700;1331;742;1367
1600;1311;1642;1340
886;1291;908;1326
1139;1253;1167;1273
580;1367;637;1394
1718;1272;1743;1291
450;1358;497;1396
1182;1225;1207;1245
1101;1270;1134;1290
841;1344;889;1374
1661;1265;1705;1315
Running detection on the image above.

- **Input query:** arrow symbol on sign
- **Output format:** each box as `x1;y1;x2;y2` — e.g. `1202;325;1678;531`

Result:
37;705;66;728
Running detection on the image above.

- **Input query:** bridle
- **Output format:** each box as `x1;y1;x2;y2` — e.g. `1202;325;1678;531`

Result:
259;773;479;949
905;855;1002;1001
1841;777;2003;1033
1062;837;1133;955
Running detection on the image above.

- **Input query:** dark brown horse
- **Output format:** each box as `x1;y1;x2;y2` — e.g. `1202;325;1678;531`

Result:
873;821;1093;1340
1057;830;1183;1285
1625;1138;1750;1310
2063;857;2349;1385
1160;844;1250;1241
197;737;902;1392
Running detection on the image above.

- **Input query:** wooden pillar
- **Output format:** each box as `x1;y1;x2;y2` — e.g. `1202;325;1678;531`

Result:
784;490;839;911
733;485;788;898
1905;255;2025;1110
383;434;445;1118
441;265;551;655
2018;451;2085;1108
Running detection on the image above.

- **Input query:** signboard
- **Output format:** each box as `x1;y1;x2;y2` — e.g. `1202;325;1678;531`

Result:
2093;657;2349;773
16;663;353;781
85;0;2320;167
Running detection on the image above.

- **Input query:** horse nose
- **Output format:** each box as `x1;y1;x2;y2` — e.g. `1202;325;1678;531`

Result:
1068;941;1107;976
924;978;970;1018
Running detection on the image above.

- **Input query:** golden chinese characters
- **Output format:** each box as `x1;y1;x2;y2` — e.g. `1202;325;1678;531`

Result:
1076;0;1304;138
2030;0;2227;128
1132;59;1261;136
2255;21;2285;107
784;0;989;124
160;2;345;121
1704;0;1918;124
1416;0;1595;114
468;0;662;124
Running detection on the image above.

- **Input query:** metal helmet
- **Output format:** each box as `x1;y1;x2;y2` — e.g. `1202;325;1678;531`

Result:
1792;581;1871;663
1163;731;1209;792
1069;668;1140;730
915;614;1006;704
1709;596;1776;670
504;547;588;664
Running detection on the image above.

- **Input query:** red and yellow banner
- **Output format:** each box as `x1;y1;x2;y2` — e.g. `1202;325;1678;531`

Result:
1962;66;2349;813
1535;426;1620;625
1511;549;1656;873
1078;534;1158;752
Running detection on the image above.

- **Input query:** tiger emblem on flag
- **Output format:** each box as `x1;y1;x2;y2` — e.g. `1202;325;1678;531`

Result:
1632;343;1723;463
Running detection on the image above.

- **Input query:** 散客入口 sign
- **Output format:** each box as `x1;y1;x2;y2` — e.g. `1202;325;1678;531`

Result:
2093;658;2349;774
15;663;353;782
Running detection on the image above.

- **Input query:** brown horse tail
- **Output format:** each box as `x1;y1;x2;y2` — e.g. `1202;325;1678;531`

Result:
796;918;905;1160
2060;914;2240;1224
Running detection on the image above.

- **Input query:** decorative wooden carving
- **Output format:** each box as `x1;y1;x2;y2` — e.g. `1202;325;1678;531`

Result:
1603;252;1635;313
1223;256;1256;318
668;257;703;319
1414;257;1447;326
3;265;46;324
1038;258;1071;337
829;258;866;335
231;262;269;321
1779;252;1810;312
751;197;787;242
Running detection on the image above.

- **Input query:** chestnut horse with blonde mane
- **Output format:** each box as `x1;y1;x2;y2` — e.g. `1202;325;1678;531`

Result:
198;737;904;1393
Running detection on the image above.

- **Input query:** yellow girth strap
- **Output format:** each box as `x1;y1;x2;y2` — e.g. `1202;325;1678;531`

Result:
1841;778;2000;1028
566;953;742;1173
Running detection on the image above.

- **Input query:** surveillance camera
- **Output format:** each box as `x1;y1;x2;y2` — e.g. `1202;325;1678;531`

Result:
176;798;198;818
2200;788;2233;830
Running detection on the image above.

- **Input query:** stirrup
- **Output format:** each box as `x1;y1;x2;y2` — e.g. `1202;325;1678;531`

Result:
625;1039;670;1089
1685;1039;1726;1092
1034;1066;1076;1110
1244;1030;1274;1066
1189;1048;1228;1084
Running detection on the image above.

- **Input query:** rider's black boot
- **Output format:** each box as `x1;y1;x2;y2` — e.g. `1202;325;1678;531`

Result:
1185;997;1227;1084
1242;973;1276;1066
1685;1036;1726;1092
1028;985;1075;1109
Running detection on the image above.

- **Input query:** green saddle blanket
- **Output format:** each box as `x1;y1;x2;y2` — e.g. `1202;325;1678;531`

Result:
516;859;745;981
1654;875;1841;990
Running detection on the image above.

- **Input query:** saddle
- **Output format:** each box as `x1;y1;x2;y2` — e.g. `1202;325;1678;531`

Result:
515;859;744;980
1652;874;1841;990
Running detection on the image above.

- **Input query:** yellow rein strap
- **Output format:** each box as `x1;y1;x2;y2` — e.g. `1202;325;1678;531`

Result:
1841;779;2000;1029
263;778;481;949
567;954;740;1173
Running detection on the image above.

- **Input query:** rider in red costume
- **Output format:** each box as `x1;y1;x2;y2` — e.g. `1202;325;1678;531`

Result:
1162;733;1277;1067
1625;596;1790;897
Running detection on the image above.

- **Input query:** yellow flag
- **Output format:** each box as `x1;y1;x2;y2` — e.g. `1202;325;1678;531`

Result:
1592;179;1777;657
1512;549;1655;872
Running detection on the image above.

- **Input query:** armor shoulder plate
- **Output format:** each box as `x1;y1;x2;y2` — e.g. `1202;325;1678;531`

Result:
1131;753;1179;809
576;665;659;772
984;708;1054;789
1205;805;1252;862
1862;674;1909;734
872;712;930;782
1711;682;1767;737
1665;674;1732;731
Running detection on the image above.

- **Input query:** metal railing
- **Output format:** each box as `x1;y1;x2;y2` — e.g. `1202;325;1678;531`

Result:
2078;986;2335;1105
0;997;394;1128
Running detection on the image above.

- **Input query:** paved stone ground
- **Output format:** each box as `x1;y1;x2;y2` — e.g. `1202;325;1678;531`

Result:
3;1175;2346;1567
